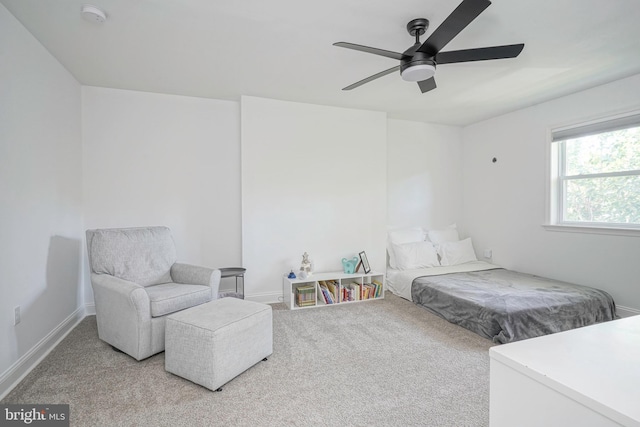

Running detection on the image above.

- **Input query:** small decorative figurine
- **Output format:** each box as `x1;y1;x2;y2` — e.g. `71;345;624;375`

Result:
299;252;313;277
342;256;359;274
287;270;297;279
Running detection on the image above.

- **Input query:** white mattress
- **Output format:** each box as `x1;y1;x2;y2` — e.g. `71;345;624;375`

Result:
386;260;500;301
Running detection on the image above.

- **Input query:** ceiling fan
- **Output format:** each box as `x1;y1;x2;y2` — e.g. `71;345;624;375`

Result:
333;0;524;93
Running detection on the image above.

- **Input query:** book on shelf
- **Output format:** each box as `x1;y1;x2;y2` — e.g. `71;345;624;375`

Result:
297;300;315;307
324;287;334;304
344;283;354;302
296;284;316;307
349;280;362;301
318;282;334;304
316;286;327;305
372;280;383;298
354;281;370;300
364;283;378;299
341;286;348;302
343;282;363;302
367;283;374;299
324;280;341;303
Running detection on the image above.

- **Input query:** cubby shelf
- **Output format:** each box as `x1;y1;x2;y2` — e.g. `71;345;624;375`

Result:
283;271;385;310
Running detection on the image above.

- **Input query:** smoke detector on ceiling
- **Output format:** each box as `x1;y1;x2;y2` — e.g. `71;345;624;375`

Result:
81;4;107;23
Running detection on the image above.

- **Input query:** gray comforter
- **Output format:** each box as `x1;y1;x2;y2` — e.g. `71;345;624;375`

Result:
411;268;617;344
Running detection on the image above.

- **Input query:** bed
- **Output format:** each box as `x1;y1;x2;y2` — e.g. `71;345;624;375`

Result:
387;261;617;344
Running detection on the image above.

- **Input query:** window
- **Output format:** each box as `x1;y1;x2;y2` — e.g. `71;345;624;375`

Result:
550;112;640;229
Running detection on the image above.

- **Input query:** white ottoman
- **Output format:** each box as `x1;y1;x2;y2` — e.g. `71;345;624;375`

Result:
165;297;273;391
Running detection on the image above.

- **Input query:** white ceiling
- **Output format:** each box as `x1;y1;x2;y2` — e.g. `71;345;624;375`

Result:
3;0;640;126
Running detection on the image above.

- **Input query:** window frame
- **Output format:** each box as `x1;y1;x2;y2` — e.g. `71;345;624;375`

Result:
545;110;640;236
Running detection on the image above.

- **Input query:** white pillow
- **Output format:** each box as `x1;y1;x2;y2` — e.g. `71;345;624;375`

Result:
392;241;440;270
387;227;425;269
428;223;459;245
438;238;477;266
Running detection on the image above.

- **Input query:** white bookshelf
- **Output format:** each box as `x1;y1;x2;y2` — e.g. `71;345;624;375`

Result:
283;271;385;310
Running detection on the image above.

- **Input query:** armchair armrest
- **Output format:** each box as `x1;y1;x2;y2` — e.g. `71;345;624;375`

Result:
171;263;221;296
91;274;150;320
90;274;153;360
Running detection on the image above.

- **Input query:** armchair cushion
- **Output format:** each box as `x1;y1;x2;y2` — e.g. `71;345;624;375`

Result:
89;227;177;286
145;283;212;317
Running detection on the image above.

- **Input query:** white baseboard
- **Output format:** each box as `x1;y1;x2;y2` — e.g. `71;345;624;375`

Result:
617;305;640;318
0;306;86;400
85;303;96;316
245;291;283;305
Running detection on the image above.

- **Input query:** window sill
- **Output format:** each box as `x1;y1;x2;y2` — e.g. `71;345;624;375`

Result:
542;224;640;237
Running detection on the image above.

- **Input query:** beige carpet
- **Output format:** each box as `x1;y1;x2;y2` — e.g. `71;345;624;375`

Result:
2;294;494;426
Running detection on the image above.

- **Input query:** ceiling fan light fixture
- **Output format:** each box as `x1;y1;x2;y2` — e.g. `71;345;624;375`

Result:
401;63;436;82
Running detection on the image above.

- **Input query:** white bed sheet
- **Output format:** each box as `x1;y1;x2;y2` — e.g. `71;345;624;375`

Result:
386;260;500;301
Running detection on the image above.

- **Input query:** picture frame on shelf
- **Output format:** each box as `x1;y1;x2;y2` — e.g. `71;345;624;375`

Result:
359;251;371;274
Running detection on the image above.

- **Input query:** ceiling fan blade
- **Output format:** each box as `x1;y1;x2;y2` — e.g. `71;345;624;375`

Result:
417;77;437;93
417;0;491;56
342;66;400;91
333;42;405;61
436;44;524;64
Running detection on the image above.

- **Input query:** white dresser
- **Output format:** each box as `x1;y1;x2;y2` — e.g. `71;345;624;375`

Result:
490;316;640;427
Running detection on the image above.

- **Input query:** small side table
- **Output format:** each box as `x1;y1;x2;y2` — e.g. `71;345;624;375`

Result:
219;267;246;299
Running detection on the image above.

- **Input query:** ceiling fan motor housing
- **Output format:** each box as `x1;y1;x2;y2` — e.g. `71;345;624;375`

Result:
400;51;436;75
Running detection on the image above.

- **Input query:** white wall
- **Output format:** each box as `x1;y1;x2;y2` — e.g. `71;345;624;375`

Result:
462;73;640;311
82;87;241;299
0;3;83;393
387;119;463;232
241;96;387;302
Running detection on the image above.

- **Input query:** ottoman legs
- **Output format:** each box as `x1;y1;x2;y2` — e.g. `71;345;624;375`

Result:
214;357;269;392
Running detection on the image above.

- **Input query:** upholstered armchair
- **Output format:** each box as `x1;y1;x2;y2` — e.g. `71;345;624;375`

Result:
86;226;221;360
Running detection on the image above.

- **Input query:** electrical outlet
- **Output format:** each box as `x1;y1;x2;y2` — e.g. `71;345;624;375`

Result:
14;306;21;325
483;249;493;259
